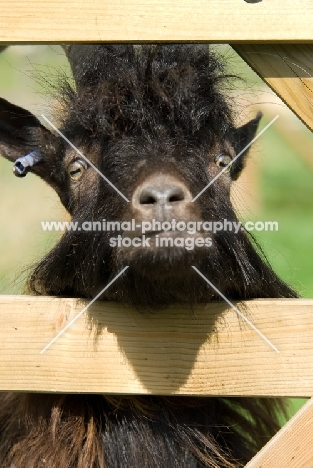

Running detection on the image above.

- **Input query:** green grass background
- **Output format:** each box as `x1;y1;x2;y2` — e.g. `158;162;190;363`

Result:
0;45;312;420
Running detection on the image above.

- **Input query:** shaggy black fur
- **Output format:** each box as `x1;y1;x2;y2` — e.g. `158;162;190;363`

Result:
0;44;296;467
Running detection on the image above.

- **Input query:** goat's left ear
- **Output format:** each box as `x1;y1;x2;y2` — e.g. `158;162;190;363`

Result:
230;112;262;180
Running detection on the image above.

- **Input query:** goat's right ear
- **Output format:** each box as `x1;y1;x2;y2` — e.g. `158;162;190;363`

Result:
0;97;51;163
0;97;70;208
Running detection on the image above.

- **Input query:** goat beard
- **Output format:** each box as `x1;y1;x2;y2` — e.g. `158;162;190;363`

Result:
27;228;296;310
105;230;297;309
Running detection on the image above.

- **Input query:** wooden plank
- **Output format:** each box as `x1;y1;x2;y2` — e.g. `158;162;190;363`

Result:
246;397;313;468
233;44;313;131
0;295;313;395
0;1;313;43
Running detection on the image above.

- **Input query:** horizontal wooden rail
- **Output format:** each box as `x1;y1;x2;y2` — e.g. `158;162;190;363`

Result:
0;295;312;395
0;1;312;43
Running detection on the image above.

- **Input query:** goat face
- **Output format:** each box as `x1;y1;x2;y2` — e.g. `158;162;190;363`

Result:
0;45;294;307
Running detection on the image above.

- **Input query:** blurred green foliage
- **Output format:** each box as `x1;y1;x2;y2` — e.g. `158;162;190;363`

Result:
253;120;313;298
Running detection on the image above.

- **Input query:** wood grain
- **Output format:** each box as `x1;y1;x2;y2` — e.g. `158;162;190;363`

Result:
233;44;313;131
0;1;312;43
246;397;313;468
0;295;312;396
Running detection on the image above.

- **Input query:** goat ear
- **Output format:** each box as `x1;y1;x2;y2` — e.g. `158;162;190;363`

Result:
0;97;70;208
230;112;262;180
0;97;52;162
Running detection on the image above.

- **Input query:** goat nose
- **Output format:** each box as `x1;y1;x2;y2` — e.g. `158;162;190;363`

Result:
139;185;185;206
132;174;191;213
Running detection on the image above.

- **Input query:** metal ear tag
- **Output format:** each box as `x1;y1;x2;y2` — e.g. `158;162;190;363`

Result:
13;151;42;177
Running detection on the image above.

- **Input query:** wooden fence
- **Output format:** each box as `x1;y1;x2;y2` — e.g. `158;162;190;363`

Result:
1;1;313;466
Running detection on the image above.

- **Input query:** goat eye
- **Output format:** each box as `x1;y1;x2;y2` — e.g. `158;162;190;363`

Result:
214;153;232;172
68;160;87;180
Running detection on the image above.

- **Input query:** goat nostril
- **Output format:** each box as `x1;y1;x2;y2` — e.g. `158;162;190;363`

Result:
139;191;158;205
141;195;156;205
137;182;188;207
168;188;185;203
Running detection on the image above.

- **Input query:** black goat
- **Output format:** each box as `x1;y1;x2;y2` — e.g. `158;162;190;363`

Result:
0;44;296;468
